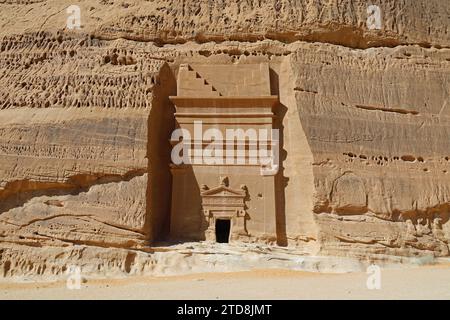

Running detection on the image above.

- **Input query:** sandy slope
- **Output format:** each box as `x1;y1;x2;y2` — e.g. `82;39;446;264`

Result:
1;266;450;300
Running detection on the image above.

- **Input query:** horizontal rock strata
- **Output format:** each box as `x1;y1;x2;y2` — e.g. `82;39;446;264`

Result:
0;0;449;277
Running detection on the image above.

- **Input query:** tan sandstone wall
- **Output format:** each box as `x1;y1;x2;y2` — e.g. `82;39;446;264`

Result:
289;43;450;257
0;0;449;276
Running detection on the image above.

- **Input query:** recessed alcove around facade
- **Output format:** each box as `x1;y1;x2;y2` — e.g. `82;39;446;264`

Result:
169;63;280;243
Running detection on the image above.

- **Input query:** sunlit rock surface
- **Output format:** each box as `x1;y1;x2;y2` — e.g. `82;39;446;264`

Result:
0;0;449;278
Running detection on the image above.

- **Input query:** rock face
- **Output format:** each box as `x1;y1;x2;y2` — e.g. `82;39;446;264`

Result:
290;43;450;258
0;0;449;277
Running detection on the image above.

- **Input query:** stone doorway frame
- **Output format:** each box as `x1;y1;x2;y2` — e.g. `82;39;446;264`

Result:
201;178;248;242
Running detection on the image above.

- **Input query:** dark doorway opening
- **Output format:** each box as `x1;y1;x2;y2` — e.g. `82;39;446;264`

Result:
215;219;231;243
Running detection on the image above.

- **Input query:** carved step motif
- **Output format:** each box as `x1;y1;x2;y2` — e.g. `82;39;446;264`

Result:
178;64;222;97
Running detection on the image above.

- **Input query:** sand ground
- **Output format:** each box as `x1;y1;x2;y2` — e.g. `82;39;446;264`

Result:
1;265;450;300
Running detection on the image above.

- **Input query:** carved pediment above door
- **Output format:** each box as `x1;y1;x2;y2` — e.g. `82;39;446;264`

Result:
201;186;246;197
201;177;247;218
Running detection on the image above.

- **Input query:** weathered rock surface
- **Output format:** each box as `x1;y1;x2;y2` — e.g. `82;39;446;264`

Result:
0;0;449;278
0;0;448;48
0;242;436;281
288;42;450;258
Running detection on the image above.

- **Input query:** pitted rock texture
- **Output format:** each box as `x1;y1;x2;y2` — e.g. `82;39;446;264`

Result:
0;0;449;278
0;0;448;48
0;31;169;250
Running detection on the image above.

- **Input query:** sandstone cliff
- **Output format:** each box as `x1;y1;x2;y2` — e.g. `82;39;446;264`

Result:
0;0;449;277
